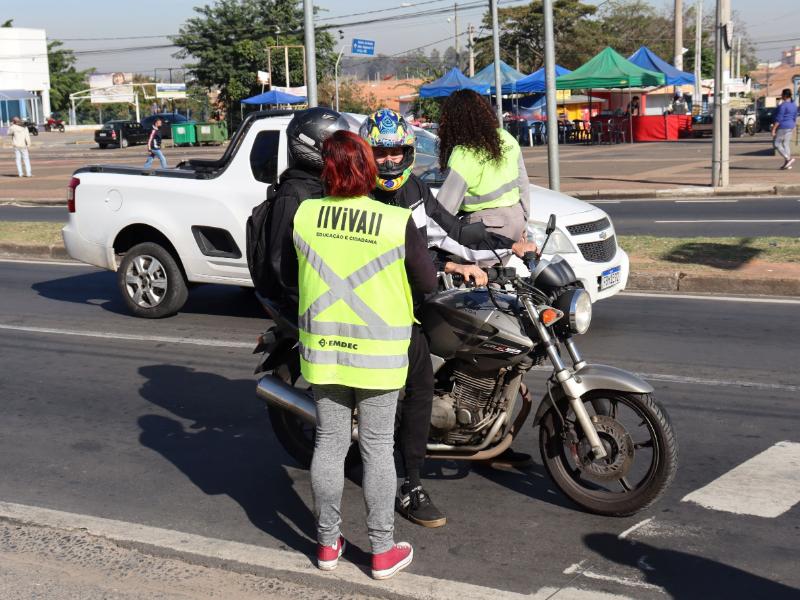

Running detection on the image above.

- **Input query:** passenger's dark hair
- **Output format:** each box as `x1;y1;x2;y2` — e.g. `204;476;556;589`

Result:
438;89;503;169
781;88;792;99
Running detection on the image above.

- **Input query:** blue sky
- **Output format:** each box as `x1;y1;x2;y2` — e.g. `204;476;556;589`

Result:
6;1;799;75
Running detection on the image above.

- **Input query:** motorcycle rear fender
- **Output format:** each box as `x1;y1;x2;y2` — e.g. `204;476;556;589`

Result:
533;363;654;426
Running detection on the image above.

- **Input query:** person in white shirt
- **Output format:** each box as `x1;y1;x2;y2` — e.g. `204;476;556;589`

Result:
8;117;32;177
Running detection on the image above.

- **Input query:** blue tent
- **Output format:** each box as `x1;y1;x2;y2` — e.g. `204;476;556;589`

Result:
472;60;526;94
419;68;490;98
502;64;572;94
628;46;695;86
241;89;307;105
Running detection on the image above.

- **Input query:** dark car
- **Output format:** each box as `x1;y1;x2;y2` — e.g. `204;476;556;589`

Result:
141;112;189;139
95;120;149;148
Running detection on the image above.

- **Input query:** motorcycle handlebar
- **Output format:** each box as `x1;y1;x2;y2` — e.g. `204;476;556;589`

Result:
448;266;517;288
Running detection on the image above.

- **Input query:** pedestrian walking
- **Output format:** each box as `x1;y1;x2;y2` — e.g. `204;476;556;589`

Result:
284;130;436;579
8;116;32;177
144;118;168;169
772;88;798;170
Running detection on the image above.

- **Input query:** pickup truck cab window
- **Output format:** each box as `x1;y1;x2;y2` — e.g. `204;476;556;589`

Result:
250;130;280;184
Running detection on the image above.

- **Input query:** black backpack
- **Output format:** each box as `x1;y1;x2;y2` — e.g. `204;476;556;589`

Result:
246;183;281;298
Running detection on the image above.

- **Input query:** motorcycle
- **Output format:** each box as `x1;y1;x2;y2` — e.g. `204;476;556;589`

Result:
23;119;38;136
44;117;65;132
254;215;678;517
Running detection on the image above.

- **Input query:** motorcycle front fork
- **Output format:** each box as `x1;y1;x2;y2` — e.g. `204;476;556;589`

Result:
522;298;607;460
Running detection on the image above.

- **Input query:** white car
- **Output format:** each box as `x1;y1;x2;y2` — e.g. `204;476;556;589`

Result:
62;111;628;318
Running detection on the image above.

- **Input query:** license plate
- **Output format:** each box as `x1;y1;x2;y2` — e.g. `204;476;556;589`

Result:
600;265;622;290
98;133;107;137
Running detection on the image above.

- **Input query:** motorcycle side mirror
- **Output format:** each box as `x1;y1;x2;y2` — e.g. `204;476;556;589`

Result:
546;214;557;235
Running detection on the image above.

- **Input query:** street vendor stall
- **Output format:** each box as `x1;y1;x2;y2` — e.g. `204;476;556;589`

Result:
419;68;489;98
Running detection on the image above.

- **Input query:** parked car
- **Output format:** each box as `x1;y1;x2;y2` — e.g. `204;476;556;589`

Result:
140;112;189;139
95;120;149;148
63;111;628;318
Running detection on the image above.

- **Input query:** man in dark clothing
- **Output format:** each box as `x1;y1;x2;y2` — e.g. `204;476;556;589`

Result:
361;109;537;528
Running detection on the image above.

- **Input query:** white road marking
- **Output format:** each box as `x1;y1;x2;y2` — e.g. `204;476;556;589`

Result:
620;291;800;305
0;257;83;267
682;441;800;518
674;199;738;203
0;501;631;600
590;200;621;204
563;561;664;592
654;219;800;223
618;517;654;539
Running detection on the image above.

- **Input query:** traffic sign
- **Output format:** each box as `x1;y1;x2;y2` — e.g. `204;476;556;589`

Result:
351;39;375;56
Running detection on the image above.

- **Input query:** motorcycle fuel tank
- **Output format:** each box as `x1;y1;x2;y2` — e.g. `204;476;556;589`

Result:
422;288;534;372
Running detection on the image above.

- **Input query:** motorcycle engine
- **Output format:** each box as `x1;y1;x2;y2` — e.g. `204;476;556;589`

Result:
430;369;500;445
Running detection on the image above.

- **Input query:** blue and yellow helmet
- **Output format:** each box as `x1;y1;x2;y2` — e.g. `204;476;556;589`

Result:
360;108;416;192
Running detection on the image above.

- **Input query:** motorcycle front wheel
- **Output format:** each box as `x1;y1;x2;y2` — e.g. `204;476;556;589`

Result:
539;390;677;517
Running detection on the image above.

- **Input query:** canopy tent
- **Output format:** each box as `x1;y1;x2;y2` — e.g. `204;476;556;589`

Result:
0;89;38;101
628;46;695;86
419;68;490;98
502;64;572;94
472;60;527;94
241;89;307;105
555;47;665;89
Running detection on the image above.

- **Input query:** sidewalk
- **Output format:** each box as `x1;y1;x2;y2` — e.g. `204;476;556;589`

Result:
522;134;800;198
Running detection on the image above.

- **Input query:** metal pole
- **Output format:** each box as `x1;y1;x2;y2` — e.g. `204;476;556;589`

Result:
736;36;741;79
468;24;475;77
454;3;459;68
304;0;318;107
515;44;520;72
334;47;345;112
712;0;730;188
694;0;702;109
674;0;684;71
284;46;291;88
543;0;560;191
490;0;503;127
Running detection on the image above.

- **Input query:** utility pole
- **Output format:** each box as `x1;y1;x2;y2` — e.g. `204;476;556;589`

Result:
490;0;503;126
694;0;702;110
515;44;520;71
304;0;318;106
543;0;560;191
674;0;684;71
467;24;475;76
736;36;741;79
334;47;345;112
712;0;731;188
285;46;291;87
454;3;459;69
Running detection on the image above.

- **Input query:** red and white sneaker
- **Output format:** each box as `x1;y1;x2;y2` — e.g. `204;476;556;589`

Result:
317;536;346;571
371;542;413;580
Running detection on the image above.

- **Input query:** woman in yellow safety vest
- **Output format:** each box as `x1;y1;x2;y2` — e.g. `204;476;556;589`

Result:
287;130;436;579
435;89;530;244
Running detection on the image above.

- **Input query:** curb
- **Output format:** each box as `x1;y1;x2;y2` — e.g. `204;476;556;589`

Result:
569;183;800;201
0;199;66;207
1;244;798;298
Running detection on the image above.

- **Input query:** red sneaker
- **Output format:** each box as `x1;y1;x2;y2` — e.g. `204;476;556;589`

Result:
371;542;413;580
317;536;346;571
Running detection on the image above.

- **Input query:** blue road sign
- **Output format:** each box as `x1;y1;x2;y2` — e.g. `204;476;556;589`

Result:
351;38;375;56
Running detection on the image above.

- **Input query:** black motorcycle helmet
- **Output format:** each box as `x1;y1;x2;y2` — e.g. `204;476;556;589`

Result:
286;107;350;170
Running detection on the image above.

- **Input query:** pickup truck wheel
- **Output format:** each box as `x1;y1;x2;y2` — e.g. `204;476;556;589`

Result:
121;137;129;148
118;242;188;318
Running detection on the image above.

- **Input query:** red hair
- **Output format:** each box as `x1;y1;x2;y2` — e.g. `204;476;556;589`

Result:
321;130;377;197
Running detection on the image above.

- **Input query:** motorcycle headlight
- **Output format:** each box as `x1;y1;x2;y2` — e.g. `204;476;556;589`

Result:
555;288;592;334
528;222;577;254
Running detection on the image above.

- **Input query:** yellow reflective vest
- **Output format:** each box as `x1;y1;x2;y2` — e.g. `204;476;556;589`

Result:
447;127;525;213
292;196;415;390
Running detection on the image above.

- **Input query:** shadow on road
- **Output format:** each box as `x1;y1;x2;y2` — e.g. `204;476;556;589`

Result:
136;364;317;556
584;532;799;599
661;237;762;270
32;270;264;318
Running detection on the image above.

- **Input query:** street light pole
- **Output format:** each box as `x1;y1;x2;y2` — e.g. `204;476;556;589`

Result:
674;0;684;71
454;3;459;69
490;0;503;127
543;0;560;191
304;0;318;106
334;47;345;112
712;0;730;188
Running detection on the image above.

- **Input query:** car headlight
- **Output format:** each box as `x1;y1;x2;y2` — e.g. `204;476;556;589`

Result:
555;288;592;334
528;222;577;254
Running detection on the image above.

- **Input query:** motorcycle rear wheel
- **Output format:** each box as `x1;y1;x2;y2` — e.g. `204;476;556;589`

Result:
539;390;677;517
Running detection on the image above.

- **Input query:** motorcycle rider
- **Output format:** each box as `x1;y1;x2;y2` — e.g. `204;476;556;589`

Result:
360;108;538;527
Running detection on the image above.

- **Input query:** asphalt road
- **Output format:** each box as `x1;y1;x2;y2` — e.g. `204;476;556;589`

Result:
0;260;798;599
3;195;799;240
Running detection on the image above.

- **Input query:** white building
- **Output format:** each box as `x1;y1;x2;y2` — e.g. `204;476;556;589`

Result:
0;28;51;125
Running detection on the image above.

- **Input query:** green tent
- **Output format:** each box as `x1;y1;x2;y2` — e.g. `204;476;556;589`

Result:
556;47;665;89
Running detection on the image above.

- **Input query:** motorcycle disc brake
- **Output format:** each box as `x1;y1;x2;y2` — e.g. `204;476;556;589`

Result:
575;415;635;481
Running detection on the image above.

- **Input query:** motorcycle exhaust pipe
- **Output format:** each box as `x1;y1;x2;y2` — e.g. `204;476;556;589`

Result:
256;376;317;426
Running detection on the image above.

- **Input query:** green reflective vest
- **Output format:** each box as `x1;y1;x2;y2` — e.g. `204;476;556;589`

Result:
448;127;523;213
292;196;415;390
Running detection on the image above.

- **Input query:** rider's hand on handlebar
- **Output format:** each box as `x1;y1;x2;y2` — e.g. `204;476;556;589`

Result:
511;238;538;258
444;262;489;287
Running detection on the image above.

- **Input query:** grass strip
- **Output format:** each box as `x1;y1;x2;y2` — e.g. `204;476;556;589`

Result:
0;222;64;246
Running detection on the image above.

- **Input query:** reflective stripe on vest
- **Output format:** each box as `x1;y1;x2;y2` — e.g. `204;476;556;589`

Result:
292;196;415;389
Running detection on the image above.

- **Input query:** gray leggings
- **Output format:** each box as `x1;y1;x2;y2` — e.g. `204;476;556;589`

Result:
774;128;794;162
311;384;398;554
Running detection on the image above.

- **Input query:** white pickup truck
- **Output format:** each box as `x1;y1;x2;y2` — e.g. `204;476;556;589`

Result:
62;111;629;318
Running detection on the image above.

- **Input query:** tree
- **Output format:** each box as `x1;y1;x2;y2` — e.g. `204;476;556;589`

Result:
172;0;335;119
317;76;377;113
2;19;14;27
47;40;93;116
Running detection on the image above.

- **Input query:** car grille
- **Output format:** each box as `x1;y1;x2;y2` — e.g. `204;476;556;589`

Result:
566;217;610;236
578;235;617;263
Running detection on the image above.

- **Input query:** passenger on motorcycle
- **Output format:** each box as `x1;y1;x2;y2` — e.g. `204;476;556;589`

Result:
360;108;537;527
